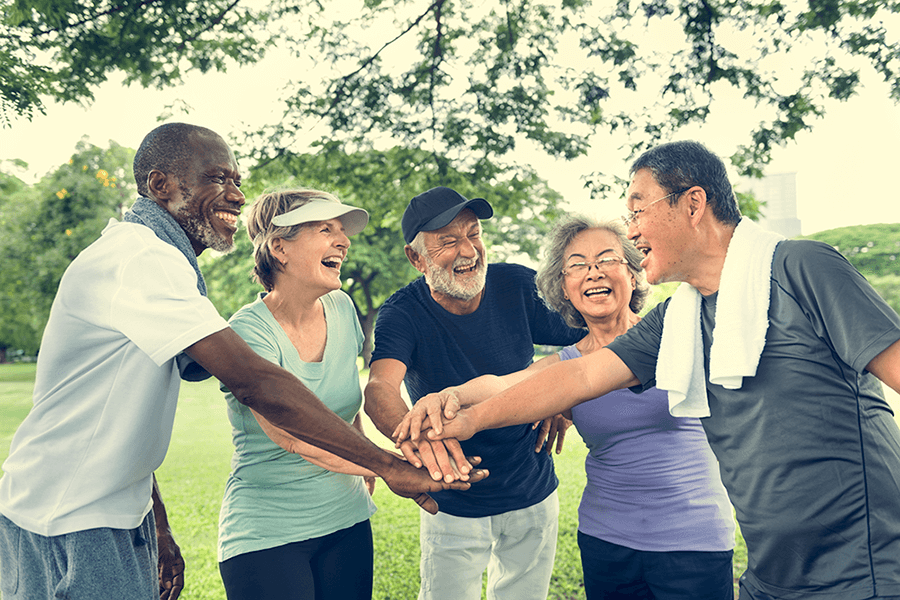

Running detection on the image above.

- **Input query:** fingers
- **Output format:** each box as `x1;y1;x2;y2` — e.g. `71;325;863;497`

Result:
534;419;551;453
443;393;461;420
421;399;445;439
418;439;461;482
443;438;473;477
554;422;570;454
398;441;424;469
457;468;488;484
413;493;439;515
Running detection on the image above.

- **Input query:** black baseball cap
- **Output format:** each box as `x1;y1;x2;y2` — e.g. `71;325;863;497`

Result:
401;187;494;244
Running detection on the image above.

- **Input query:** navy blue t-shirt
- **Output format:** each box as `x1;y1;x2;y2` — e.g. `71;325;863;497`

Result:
371;263;584;516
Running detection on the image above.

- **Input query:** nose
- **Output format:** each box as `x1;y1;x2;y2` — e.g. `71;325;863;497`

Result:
458;237;477;258
226;181;245;206
626;218;639;242
585;263;605;278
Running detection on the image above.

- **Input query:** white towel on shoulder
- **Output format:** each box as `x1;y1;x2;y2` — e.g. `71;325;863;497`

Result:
656;218;784;418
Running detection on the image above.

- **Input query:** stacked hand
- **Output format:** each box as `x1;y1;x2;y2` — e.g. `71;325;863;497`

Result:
393;388;571;458
380;453;488;514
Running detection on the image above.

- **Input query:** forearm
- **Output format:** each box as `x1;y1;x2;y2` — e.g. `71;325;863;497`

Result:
446;373;518;406
227;362;396;476
364;379;412;439
469;349;633;432
250;407;377;476
151;473;172;535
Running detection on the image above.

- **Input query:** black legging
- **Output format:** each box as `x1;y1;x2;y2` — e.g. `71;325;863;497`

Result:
219;520;373;600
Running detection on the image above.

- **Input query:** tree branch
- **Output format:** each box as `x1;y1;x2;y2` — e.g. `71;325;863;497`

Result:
32;0;163;37
323;0;447;118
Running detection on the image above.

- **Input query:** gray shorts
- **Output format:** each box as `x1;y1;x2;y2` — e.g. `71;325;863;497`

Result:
0;511;158;599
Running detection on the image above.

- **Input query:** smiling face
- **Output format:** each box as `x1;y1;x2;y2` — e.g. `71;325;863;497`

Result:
163;132;245;255
274;217;350;294
413;209;487;304
562;228;636;323
625;167;693;285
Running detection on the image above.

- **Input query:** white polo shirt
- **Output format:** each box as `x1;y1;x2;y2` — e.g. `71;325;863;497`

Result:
0;220;227;536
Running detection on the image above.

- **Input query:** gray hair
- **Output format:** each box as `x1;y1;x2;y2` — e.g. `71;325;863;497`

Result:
535;215;649;329
245;188;342;291
630;140;741;226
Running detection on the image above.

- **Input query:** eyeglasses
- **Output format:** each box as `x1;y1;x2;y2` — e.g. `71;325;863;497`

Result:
623;187;692;227
562;255;627;278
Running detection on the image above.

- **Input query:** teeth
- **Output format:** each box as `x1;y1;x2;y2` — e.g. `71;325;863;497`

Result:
584;288;611;296
215;211;237;226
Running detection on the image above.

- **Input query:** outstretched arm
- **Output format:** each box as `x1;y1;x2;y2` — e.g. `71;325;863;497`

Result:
250;407;378;477
393;354;559;444
186;329;488;514
429;348;638;443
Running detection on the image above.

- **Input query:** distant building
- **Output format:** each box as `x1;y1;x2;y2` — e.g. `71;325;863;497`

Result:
741;172;802;238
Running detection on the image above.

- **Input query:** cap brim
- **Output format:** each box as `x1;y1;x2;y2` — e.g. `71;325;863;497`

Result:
415;198;493;240
271;201;369;236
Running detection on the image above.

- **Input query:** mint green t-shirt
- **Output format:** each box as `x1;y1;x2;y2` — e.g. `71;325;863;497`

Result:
217;290;376;562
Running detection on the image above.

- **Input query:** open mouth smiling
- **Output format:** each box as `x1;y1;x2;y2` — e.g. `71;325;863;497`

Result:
214;210;239;228
584;286;612;297
322;256;343;270
454;261;478;275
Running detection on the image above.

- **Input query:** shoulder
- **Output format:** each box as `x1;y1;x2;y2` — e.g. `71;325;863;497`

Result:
322;289;355;312
381;278;427;316
228;297;272;334
775;238;844;264
485;263;538;295
488;262;536;281
773;239;854;278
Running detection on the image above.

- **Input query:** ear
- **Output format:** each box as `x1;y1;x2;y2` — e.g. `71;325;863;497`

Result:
685;186;708;227
147;170;174;205
405;245;427;274
271;238;287;265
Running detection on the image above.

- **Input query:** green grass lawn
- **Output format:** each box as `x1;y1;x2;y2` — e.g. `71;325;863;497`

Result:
0;362;757;599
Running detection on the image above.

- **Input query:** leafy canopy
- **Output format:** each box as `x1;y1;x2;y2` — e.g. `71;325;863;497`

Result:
3;0;899;187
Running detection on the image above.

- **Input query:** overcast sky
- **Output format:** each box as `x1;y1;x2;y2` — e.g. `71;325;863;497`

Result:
1;55;898;237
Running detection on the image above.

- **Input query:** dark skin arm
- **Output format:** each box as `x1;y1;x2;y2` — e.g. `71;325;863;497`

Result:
185;328;487;514
152;474;184;600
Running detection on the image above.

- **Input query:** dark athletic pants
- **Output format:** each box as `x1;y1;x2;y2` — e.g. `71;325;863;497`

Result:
219;519;373;600
578;530;734;600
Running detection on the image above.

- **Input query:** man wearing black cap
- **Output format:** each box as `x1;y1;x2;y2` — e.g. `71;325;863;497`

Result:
365;186;583;600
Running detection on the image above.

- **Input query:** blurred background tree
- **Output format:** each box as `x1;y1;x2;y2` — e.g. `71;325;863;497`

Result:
0;141;135;358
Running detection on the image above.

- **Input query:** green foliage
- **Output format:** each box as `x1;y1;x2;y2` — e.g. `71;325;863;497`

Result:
0;140;135;356
5;1;899;192
803;223;900;278
251;0;900;194
1;0;272;124
803;223;900;315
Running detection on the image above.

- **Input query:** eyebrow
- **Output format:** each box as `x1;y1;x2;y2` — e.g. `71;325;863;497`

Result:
565;248;618;261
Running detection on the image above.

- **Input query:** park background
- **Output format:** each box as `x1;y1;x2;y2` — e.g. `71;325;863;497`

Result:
2;1;900;598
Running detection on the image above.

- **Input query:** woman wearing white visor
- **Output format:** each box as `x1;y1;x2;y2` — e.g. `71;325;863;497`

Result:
216;189;377;600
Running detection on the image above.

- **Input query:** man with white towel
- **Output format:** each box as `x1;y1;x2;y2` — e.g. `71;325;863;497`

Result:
408;140;900;600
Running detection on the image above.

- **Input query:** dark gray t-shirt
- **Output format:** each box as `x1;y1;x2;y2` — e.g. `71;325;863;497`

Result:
608;239;900;599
